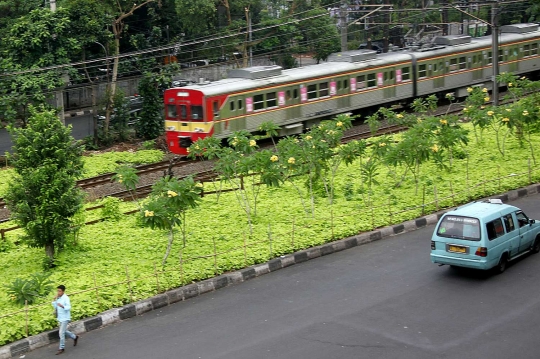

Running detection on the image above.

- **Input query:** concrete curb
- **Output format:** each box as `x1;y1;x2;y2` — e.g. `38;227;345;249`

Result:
2;183;539;358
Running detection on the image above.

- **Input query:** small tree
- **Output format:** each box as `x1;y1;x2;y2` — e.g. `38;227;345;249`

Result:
5;107;84;264
136;69;174;140
140;176;202;266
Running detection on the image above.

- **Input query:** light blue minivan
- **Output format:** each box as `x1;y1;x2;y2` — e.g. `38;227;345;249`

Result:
430;199;540;273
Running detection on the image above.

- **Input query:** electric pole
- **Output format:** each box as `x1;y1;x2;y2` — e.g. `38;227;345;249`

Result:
491;1;499;106
340;0;348;52
248;9;253;67
50;0;66;124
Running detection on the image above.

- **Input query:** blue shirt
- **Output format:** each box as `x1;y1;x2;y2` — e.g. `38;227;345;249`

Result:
52;294;72;322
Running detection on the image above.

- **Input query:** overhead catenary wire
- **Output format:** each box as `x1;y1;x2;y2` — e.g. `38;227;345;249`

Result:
0;0;529;100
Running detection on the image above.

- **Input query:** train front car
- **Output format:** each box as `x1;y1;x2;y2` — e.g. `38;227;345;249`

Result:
164;88;213;155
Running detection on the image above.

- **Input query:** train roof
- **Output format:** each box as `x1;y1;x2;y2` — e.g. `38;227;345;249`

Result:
170;23;540;97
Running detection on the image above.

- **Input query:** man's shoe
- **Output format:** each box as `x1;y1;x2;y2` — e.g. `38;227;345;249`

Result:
55;349;64;355
74;335;79;346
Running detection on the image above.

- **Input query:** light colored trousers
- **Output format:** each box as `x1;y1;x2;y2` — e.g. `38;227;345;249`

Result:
59;321;76;349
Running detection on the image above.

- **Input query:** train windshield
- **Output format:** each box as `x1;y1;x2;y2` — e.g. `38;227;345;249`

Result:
167;105;177;118
166;104;203;121
191;106;203;120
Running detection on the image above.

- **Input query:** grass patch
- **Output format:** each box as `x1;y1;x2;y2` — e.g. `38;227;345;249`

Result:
0;125;539;345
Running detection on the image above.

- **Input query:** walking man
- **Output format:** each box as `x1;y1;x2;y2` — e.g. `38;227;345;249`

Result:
52;285;79;355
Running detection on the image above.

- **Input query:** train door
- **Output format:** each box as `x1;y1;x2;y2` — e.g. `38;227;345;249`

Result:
433;61;445;89
336;77;351;109
286;86;301;120
230;95;247;132
507;46;519;72
472;53;483;80
382;68;396;99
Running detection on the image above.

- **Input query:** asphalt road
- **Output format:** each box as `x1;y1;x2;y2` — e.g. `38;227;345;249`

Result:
0;114;94;154
25;194;540;359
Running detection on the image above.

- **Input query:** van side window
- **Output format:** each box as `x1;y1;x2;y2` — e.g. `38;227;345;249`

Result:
486;218;505;240
516;211;529;227
503;214;515;232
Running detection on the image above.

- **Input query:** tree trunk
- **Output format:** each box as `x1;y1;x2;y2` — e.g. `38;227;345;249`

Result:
105;23;121;137
221;0;231;26
162;227;175;266
45;242;54;261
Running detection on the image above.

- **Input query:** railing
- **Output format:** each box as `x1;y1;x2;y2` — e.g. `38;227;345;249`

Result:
0;163;539;346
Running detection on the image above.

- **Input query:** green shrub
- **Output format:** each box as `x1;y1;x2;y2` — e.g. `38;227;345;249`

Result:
141;140;156;150
100;197;123;222
4;273;53;306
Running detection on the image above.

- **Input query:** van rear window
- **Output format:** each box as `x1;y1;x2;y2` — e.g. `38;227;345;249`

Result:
437;216;480;241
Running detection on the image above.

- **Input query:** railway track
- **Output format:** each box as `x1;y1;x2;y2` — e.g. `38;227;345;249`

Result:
107;169;218;201
0;94;509;212
0;158;197;208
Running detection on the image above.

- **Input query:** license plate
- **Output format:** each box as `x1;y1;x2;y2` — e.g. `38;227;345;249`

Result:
448;245;467;253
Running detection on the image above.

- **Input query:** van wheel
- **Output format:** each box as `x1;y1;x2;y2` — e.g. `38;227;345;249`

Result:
532;237;540;254
495;254;508;274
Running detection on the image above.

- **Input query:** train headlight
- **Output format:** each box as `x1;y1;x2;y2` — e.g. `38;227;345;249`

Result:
194;127;204;133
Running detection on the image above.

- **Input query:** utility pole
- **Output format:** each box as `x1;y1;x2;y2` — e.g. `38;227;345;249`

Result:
491;1;499;106
450;2;499;105
248;9;253;67
166;25;172;65
441;0;448;35
50;0;66;124
340;0;348;52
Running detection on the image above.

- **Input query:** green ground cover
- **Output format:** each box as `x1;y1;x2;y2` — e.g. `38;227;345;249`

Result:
0;125;539;345
0;150;164;198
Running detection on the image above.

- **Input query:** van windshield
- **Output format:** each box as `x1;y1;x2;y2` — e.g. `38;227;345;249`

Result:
437;215;481;241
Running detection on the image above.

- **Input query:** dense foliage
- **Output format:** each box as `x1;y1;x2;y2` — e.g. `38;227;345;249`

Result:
5;107;84;264
0;118;539;344
2;79;540;344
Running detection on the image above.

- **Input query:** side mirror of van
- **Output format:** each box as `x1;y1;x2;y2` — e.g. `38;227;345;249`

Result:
530;219;536;225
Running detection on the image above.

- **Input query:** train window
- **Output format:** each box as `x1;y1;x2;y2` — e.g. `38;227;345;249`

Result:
499;53;504;62
389;70;395;80
286;90;291;100
230;101;235;111
356;75;366;89
367;74;376;88
433;63;438;72
293;89;299;99
401;67;410;81
337;81;342;90
487;51;492;64
319;82;329;97
267;92;277;108
307;84;317;100
180;105;187;119
418;64;427;78
449;58;458;72
213;101;219;116
343;79;348;89
238;100;243;110
191;106;203;120
531;43;538;55
524;44;530;57
167;105;177;118
254;94;264;111
383;72;388;81
459;56;466;70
